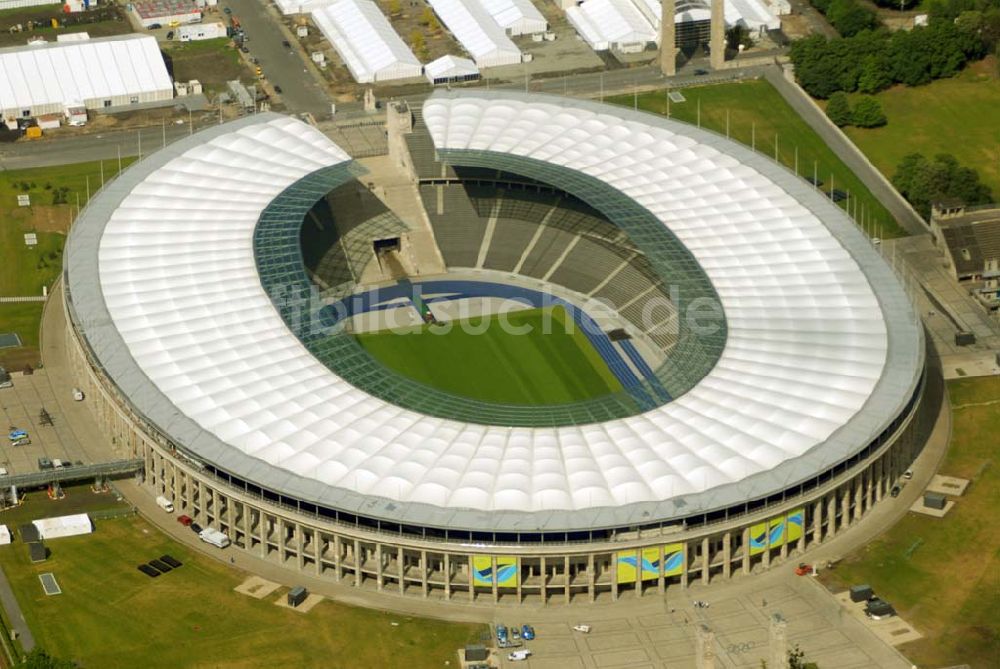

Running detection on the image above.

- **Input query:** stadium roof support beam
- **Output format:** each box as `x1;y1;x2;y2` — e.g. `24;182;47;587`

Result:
710;0;724;69
660;0;676;75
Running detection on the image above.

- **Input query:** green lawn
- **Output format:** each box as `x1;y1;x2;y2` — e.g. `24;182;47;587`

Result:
821;376;1000;668
0;159;134;369
355;306;622;404
164;38;248;92
609;80;905;238
0;514;484;668
841;57;1000;201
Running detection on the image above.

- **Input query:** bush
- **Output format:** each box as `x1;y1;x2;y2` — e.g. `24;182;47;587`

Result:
852;96;887;127
892;152;994;218
825;92;854;126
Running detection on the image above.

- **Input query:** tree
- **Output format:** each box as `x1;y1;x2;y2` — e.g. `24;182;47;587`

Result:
409;29;424;53
387;0;401;16
827;0;880;37
726;24;753;51
856;54;892;93
825;91;854;126
851;95;887;127
892;152;994;218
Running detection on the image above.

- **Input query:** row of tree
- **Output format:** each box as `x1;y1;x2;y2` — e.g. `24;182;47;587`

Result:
790;19;988;98
892;153;994;218
811;0;879;37
825;92;888;127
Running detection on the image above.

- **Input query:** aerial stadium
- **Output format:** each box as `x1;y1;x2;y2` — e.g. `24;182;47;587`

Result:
63;91;934;604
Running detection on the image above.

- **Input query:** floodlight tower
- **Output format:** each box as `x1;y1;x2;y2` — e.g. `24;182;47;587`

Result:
710;0;725;70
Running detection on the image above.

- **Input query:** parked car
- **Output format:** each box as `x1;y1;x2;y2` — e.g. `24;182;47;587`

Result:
177;514;193;526
273;84;282;94
282;39;290;47
521;624;535;640
693;68;709;75
903;469;913;480
166;30;174;40
37;457;53;470
508;650;532;662
890;485;901;498
149;22;162;29
495;624;508;644
511;626;520;641
223;6;231;12
572;624;591;633
241;46;250;53
190;522;203;534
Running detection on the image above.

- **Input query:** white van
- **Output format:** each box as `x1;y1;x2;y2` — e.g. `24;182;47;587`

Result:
199;527;231;549
156;495;175;512
508;650;532;661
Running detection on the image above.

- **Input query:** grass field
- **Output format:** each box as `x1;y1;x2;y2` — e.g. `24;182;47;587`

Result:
355;306;622;404
821;376;1000;668
0;159;134;369
841;57;1000;200
163;38;248;93
609;79;905;239
0;509;484;668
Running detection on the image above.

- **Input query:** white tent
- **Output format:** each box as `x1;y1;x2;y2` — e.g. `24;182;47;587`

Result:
274;0;333;15
0;525;10;546
425;55;480;84
566;0;656;53
0;34;172;120
32;514;92;540
477;0;547;36
427;0;521;68
312;0;422;83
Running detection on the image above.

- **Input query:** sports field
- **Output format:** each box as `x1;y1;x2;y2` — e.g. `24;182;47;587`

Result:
355;306;623;404
822;376;1000;668
0;510;484;668
610;80;904;238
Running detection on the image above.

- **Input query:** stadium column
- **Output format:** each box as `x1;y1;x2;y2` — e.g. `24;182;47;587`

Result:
813;499;824;545
296;524;305;572
875;457;885;502
841;486;851;531
517;555;524;604
780;526;788;561
491;556;499;602
710;0;725;71
701;537;711;584
333;535;342;581
315;532;323;576
611;554;619;601
865;467;875;512
420;550;429;598
468;556;475;602
443;553;451;600
354;540;362;587
635;552;642;599
227;496;235;543
375;543;384;591
827;493;838;538
853;476;864;523
540;556;548;605
721;532;731;579
741;528;751;575
680;544;689;588
660;0;676;76
564;556;571;604
659;547;667;594
243;502;252;553
587;554;596;603
277;517;286;563
398;547;406;595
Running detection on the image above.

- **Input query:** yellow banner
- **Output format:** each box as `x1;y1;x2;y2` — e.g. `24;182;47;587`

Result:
496;556;518;587
662;543;684;577
616;544;685;583
616;550;637;584
786;508;805;543
749;521;768;555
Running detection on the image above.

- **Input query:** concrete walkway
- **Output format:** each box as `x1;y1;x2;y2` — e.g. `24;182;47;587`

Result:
0;566;35;652
764;67;928;236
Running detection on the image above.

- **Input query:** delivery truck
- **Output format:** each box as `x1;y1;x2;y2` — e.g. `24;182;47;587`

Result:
156;496;175;513
199;527;231;549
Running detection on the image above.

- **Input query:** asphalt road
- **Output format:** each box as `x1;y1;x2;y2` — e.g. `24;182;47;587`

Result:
222;0;332;117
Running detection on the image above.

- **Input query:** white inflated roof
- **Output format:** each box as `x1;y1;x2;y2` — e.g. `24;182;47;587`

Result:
312;0;422;83
0;34;171;113
78;98;916;521
427;0;521;66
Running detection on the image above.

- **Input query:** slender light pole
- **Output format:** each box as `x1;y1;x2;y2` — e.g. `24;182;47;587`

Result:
117;145;122;175
751;122;756;152
85;175;90;204
696;98;701;127
774;133;778;162
725;109;729;138
137;130;142;161
99;160;104;188
161;118;166;148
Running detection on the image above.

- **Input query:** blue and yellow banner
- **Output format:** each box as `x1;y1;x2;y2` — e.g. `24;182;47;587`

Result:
749;520;769;555
786;508;804;543
750;508;806;555
616;544;685;583
472;555;518;586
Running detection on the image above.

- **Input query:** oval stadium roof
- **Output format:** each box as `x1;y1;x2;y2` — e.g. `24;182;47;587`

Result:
66;95;923;533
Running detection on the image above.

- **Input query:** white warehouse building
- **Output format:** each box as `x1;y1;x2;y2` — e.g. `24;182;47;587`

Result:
0;34;172;121
427;0;522;68
312;0;423;83
566;0;657;53
478;0;547;36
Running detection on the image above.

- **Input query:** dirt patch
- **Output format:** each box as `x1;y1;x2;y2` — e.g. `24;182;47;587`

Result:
0;5;131;48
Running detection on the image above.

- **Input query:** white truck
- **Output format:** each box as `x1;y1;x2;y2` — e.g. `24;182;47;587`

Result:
199;527;231;549
156;496;175;513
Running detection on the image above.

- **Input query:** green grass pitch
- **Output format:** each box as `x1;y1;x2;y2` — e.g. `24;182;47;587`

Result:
354;305;623;405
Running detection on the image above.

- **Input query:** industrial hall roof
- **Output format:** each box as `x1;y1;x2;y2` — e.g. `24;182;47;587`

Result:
65;93;923;533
